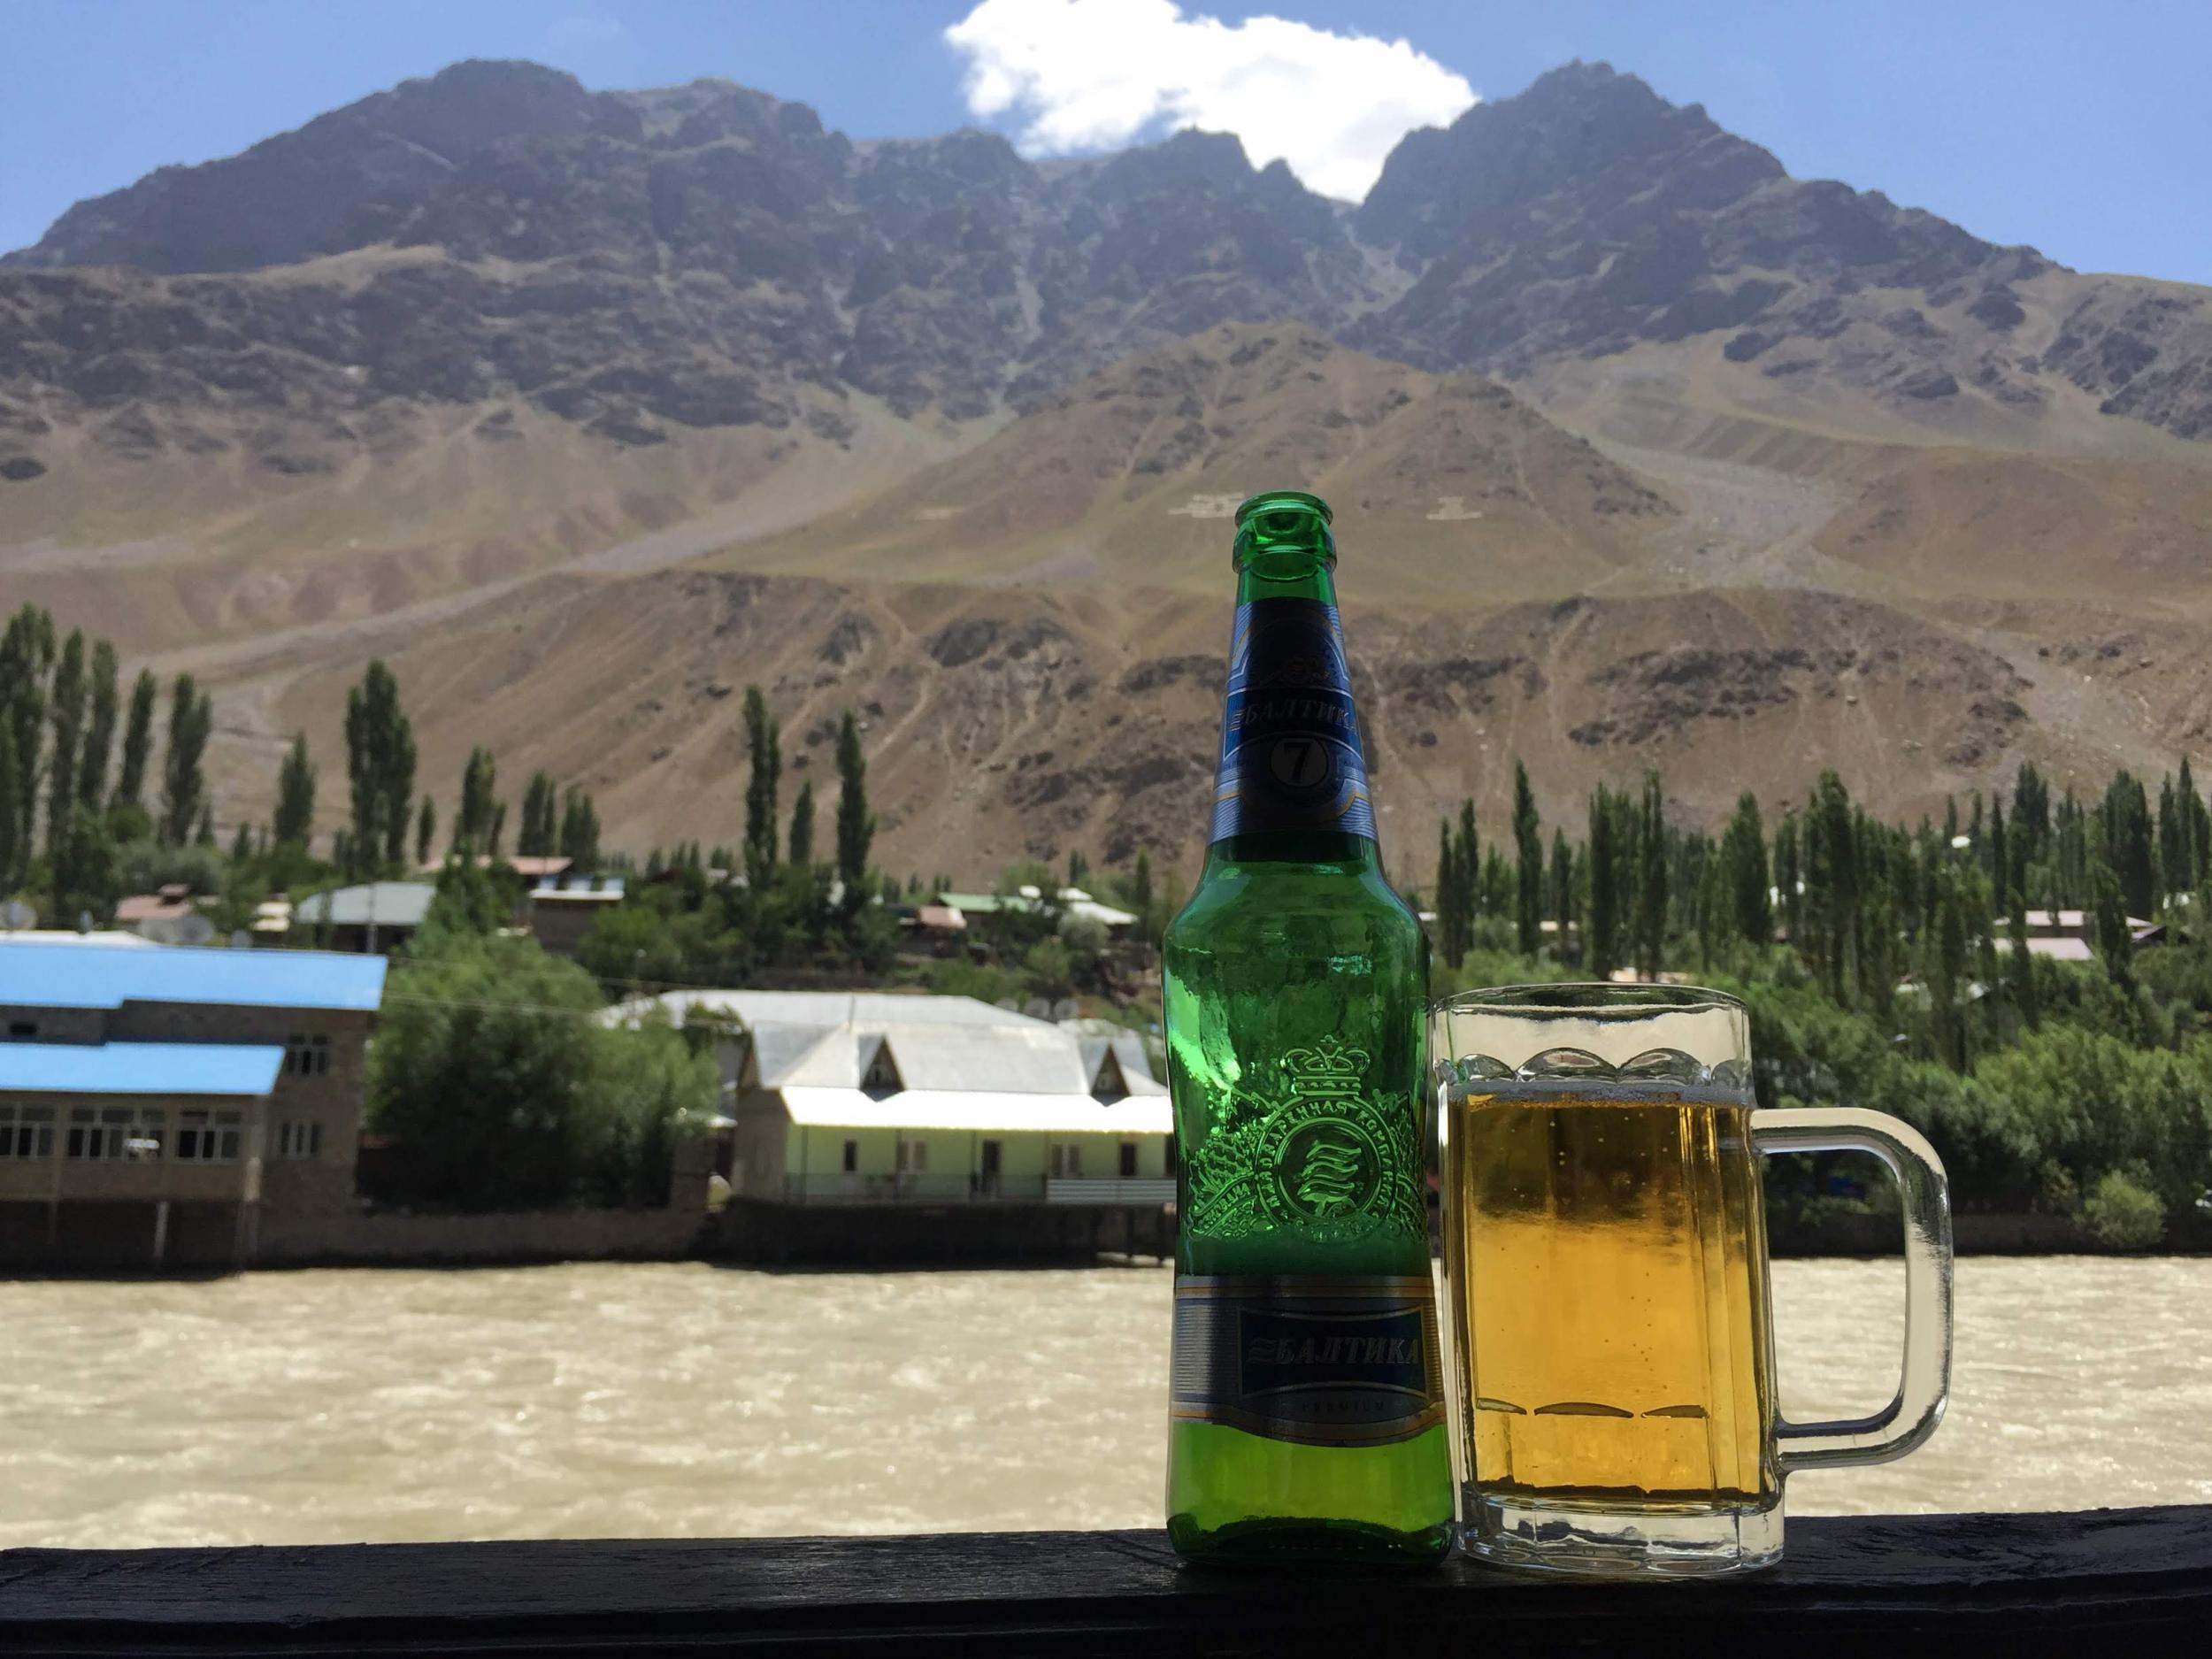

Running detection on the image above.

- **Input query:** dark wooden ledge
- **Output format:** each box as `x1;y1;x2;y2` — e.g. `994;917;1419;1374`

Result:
4;1506;2208;1656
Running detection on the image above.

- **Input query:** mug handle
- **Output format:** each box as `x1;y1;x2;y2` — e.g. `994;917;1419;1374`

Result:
1751;1108;1955;1473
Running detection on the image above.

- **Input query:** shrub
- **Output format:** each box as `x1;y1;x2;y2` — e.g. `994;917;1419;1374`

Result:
2083;1168;2166;1250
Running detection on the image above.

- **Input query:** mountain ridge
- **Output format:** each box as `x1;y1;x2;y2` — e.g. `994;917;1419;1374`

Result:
4;57;2212;879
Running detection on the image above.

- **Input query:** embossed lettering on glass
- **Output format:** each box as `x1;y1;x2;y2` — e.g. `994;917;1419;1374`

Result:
1432;984;1954;1576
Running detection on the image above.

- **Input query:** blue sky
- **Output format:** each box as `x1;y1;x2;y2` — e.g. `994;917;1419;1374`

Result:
5;0;2208;283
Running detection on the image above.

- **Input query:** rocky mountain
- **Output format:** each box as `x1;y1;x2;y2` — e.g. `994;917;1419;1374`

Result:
4;57;2212;878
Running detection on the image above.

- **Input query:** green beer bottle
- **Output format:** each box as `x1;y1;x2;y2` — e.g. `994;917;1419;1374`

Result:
1163;490;1450;1563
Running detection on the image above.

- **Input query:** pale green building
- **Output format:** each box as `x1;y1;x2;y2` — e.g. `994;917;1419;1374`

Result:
611;991;1171;1205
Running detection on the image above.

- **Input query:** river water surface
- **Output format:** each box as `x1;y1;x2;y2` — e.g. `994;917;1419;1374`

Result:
3;1258;2208;1548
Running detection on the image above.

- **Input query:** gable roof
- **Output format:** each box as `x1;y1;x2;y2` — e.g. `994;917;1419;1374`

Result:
780;1087;1172;1136
0;942;388;1013
0;1041;285;1096
292;882;436;928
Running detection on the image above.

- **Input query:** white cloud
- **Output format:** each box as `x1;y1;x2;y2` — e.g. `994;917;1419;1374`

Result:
944;0;1475;202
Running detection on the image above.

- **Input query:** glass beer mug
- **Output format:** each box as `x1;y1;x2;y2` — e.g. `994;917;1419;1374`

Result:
1432;985;1953;1576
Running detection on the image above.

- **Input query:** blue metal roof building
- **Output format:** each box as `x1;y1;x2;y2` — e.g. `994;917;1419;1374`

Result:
0;1041;285;1095
0;943;388;1013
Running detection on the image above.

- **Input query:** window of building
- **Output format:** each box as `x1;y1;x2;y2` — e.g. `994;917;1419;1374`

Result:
841;1139;859;1173
68;1104;152;1161
1118;1141;1140;1179
286;1033;332;1077
7;1019;38;1038
1050;1142;1085;1179
861;1039;902;1097
178;1110;246;1163
275;1119;321;1160
1163;1135;1177;1175
895;1137;927;1174
1092;1051;1128;1103
0;1103;54;1159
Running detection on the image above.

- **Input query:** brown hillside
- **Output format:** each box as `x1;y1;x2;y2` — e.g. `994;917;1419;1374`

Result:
718;323;1675;603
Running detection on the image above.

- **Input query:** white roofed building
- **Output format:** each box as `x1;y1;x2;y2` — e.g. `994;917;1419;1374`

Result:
607;990;1172;1206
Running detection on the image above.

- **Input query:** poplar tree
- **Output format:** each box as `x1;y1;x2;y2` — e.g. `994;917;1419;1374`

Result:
43;629;86;856
1989;790;2012;906
78;641;118;814
454;747;497;852
788;780;817;867
1455;801;1478;932
1721;791;1772;946
558;787;601;869
1635;772;1667;979
1511;761;1542;956
0;605;55;872
1773;810;1802;945
742;686;780;882
1549;826;1574;948
273;735;316;848
2007;900;2039;1032
1434;819;1462;966
1588;785;1621;978
157;674;213;849
518;772;558;857
416;795;438;867
343;661;415;874
835;710;873;905
0;724;18;892
114;670;157;814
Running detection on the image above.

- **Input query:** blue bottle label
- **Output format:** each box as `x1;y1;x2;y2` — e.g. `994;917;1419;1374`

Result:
1170;1275;1445;1447
1208;597;1375;844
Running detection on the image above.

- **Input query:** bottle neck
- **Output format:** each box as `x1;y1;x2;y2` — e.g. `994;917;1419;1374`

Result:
1204;542;1377;868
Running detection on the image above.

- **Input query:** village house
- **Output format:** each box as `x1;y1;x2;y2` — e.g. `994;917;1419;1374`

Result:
526;872;626;956
291;881;437;955
0;942;388;1268
606;990;1172;1204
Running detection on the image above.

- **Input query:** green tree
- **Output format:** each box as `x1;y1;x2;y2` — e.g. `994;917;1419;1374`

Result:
77;641;119;815
1588;785;1621;979
742;686;780;883
50;802;118;925
1511;760;1542;955
454;746;498;852
114;668;157;815
1549;826;1574;950
834;710;874;906
1811;772;1857;1003
1434;818;1462;967
558;787;601;870
2092;864;2133;982
518;771;559;857
1773;809;1802;945
343;661;415;873
788;779;816;867
195;800;216;849
0;723;19;895
2007;900;2039;1032
1635;772;1668;979
43;628;87;855
1721;791;1772;947
369;926;714;1210
273;734;316;848
415;794;438;868
1454;800;1478;934
0;604;55;877
157;673;213;849
2101;770;2157;919
1989;790;2011;905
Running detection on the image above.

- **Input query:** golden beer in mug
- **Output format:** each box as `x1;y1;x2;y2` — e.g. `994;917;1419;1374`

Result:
1433;986;1953;1576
